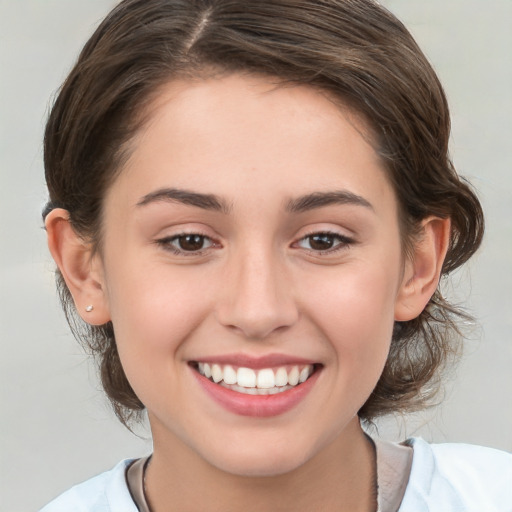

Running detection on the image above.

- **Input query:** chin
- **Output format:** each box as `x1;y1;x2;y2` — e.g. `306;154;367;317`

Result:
204;441;313;478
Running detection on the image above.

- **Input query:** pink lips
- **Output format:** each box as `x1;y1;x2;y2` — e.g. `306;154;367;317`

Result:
192;353;316;369
190;354;321;417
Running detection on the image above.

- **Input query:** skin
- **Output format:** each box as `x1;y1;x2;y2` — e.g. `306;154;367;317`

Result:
46;74;450;511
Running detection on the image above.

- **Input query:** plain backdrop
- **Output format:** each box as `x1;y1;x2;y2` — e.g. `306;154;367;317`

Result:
1;1;511;510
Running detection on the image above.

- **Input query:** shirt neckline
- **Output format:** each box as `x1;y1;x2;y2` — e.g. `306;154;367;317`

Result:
125;437;413;512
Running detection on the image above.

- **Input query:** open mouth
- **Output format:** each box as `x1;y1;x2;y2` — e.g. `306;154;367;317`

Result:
190;362;320;396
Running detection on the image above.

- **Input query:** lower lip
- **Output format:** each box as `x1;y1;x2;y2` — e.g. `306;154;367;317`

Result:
192;368;321;417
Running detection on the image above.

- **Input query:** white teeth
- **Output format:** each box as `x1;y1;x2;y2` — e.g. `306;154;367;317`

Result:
220;382;294;395
223;365;237;385
237;367;256;388
299;367;310;383
197;363;315;390
211;364;222;383
275;367;288;387
257;368;275;389
288;366;300;386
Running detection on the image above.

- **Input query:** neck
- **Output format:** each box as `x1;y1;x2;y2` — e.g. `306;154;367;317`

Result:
145;416;377;512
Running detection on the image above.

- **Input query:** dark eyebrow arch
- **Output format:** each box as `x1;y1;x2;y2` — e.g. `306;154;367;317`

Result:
136;187;231;214
286;190;374;213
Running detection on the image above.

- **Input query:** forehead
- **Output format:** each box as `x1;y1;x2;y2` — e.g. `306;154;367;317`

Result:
107;73;396;217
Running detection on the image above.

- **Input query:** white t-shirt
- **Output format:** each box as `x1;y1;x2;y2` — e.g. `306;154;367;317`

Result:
39;438;512;512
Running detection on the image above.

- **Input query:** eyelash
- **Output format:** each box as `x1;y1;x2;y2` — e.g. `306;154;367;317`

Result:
155;233;217;256
155;230;354;257
294;231;354;255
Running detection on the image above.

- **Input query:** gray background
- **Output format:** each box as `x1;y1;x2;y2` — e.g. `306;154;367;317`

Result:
1;1;511;510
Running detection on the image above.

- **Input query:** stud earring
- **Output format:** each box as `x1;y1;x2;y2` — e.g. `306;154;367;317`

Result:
85;305;94;312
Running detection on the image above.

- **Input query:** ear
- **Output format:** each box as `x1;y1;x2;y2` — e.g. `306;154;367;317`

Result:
45;208;111;325
394;216;451;321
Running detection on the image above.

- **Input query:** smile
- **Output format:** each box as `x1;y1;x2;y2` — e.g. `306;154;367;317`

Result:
190;355;322;417
194;363;315;395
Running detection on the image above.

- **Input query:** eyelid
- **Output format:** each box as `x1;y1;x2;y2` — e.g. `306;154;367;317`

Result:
155;230;221;256
153;225;355;257
293;229;355;255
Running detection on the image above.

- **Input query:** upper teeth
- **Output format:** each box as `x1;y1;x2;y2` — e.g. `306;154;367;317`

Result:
197;363;313;389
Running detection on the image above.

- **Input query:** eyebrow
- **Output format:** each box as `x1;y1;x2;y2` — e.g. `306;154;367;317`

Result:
136;187;373;215
285;190;374;213
136;187;232;214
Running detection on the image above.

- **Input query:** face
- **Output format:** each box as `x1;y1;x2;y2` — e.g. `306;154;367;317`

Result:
98;74;407;476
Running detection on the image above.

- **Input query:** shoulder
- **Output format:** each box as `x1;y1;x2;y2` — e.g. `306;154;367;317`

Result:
399;437;512;512
39;459;138;512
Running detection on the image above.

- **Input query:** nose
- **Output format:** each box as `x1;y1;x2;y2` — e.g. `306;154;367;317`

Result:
215;247;299;340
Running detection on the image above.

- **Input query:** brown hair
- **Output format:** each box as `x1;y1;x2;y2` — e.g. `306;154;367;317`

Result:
44;0;484;425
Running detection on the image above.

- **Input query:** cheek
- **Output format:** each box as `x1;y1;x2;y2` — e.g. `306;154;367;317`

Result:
103;263;219;411
301;258;399;369
104;261;214;361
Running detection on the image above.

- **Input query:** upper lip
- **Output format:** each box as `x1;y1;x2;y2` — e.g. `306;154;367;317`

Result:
189;353;319;369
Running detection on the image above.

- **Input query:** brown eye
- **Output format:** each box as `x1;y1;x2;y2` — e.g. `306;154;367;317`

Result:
308;234;336;250
296;232;352;253
157;233;215;254
176;234;208;251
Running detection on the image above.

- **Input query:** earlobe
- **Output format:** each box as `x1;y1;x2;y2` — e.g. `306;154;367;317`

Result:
394;216;451;322
45;208;111;325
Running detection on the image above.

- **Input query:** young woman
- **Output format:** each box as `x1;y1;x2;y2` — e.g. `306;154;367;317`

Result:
40;0;511;510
